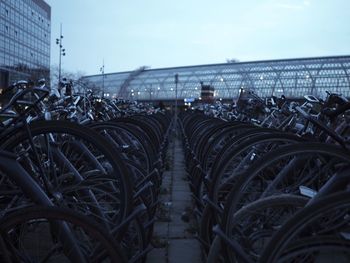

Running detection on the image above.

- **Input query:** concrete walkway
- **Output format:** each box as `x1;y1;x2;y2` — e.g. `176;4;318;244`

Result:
146;135;202;263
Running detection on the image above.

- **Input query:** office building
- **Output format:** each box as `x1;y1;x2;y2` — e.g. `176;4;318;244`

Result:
0;0;51;90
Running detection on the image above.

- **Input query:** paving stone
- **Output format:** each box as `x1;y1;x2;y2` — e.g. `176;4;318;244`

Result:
168;223;188;238
168;239;202;263
146;248;167;263
173;177;187;184
172;184;189;191
153;222;169;238
173;175;187;181
172;191;192;202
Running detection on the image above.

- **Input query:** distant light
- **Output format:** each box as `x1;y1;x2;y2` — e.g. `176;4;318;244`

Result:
171;88;174;91
137;91;141;95
260;76;264;80
131;89;134;92
199;97;202;100
220;78;224;82
158;87;160;90
305;74;310;79
195;87;198;90
131;93;135;96
151;92;153;95
219;98;222;101
144;88;147;91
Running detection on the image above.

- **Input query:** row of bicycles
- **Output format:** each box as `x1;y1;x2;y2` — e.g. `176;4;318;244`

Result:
180;89;350;262
0;79;172;262
48;79;165;122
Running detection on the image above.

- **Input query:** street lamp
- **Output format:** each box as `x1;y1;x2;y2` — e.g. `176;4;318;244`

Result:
174;74;179;128
100;61;105;98
56;23;65;88
149;84;154;100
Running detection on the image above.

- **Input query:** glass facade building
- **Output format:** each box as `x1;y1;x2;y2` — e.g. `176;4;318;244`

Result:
0;0;51;90
82;55;350;101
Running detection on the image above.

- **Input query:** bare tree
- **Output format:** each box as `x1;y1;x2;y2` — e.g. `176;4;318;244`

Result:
50;65;86;88
226;58;240;63
12;63;49;83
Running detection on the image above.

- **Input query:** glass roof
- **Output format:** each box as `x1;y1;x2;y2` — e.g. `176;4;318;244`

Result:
82;55;350;100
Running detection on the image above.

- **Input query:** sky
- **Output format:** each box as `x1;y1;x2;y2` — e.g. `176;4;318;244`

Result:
45;0;350;76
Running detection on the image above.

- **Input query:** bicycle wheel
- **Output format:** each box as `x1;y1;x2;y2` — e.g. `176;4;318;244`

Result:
0;206;127;262
260;191;350;263
224;194;308;262
277;236;350;262
201;124;255;171
200;133;302;248
90;122;157;173
221;143;350;261
0;120;133;228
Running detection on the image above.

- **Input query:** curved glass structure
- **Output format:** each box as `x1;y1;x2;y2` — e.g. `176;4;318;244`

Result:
82;55;350;100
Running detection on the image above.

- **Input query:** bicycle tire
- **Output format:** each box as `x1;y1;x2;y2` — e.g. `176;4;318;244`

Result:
0;120;133;227
260;191;350;263
0;205;127;262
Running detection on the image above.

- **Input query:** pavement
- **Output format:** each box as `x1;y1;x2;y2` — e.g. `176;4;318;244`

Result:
146;134;202;263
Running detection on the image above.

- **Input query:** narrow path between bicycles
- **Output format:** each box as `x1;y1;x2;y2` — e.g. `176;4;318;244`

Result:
147;133;202;263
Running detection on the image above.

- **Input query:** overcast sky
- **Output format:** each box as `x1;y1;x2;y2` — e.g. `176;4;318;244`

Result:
46;0;350;75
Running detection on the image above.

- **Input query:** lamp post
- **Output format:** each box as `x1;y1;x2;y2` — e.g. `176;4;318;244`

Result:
149;84;154;101
100;60;105;98
56;23;65;88
174;74;179;130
